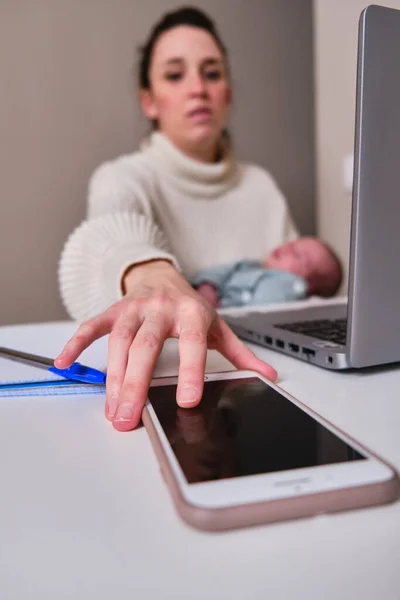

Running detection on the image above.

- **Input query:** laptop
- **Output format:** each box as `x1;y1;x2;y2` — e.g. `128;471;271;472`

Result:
225;5;400;371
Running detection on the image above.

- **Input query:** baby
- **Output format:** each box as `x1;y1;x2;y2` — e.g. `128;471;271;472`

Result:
193;237;342;309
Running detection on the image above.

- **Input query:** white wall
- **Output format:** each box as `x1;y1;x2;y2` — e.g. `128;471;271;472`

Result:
313;0;400;293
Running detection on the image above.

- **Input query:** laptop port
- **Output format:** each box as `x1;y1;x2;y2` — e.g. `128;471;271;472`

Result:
288;343;299;353
276;339;285;349
264;335;273;345
302;347;316;357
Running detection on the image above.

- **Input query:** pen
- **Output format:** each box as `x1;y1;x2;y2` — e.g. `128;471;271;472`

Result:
0;346;106;385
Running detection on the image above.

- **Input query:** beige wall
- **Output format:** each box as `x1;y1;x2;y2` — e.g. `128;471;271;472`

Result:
0;0;314;326
313;0;400;293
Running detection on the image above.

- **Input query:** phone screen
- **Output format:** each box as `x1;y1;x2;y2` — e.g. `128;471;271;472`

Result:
148;377;366;484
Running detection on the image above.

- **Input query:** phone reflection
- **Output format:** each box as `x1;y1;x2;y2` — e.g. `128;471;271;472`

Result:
155;381;243;483
148;378;366;485
173;395;240;483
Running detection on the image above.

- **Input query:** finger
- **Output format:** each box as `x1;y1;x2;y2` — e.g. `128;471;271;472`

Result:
113;314;170;432
176;311;210;409
105;311;142;421
212;317;278;382
54;311;115;368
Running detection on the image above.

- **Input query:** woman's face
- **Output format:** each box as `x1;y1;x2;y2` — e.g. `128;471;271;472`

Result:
141;25;232;161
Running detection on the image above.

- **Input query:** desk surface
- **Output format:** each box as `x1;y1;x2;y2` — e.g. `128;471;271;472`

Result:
0;314;399;600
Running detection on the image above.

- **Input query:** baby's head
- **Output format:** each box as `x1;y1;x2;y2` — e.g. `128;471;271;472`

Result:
264;237;342;297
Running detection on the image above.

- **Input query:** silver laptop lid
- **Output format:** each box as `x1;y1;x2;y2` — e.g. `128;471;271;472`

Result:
348;5;400;367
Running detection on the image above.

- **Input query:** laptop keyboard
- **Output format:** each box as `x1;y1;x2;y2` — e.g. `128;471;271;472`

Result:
275;318;347;346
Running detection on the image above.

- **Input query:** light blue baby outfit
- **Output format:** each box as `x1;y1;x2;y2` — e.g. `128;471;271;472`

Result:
191;260;308;308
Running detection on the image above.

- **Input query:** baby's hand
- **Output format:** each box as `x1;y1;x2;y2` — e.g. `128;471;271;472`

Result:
196;283;219;308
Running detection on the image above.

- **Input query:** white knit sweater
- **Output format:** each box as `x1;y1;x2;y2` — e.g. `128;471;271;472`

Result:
59;132;298;321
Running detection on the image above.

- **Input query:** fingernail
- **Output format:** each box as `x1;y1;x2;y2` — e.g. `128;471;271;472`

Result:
178;385;199;405
106;390;119;418
105;402;114;420
114;403;134;422
55;351;66;364
269;368;278;382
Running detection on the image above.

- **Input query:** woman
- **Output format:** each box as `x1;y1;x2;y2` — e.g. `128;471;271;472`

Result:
56;7;297;431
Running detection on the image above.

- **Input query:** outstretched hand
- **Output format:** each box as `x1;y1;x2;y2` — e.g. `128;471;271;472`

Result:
55;261;277;432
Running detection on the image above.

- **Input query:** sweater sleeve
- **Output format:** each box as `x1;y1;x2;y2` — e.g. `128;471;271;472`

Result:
265;169;300;243
58;157;180;322
283;211;300;242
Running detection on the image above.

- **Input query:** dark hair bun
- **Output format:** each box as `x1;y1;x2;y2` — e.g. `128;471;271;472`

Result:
138;6;227;89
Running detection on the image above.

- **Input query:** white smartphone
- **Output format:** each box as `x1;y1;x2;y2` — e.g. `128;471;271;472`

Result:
142;370;399;531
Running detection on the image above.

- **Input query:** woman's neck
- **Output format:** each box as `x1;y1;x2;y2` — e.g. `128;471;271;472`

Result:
183;145;218;163
162;132;220;163
142;131;237;198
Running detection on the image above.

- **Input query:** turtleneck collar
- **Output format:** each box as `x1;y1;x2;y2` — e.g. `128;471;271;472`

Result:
141;131;238;198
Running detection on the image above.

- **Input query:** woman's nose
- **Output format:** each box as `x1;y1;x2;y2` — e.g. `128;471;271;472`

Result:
187;74;208;96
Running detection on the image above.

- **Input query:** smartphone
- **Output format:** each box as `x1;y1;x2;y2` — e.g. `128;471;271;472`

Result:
142;370;399;531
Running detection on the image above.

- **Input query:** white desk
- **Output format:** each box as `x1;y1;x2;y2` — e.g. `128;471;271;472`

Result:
0;315;399;600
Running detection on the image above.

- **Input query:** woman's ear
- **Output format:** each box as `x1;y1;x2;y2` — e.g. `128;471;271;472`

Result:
140;89;159;120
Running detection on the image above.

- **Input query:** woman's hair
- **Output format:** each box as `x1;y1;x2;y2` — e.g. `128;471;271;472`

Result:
138;6;229;91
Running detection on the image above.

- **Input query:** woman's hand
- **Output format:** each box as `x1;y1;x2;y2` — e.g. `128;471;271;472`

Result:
55;260;277;432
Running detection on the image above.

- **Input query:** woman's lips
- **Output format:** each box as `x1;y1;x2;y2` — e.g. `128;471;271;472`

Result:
187;108;212;122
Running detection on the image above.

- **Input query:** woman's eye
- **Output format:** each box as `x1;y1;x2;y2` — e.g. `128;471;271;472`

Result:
165;72;182;82
205;70;222;80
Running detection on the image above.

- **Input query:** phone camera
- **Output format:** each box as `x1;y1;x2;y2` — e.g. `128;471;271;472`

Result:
204;375;208;380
